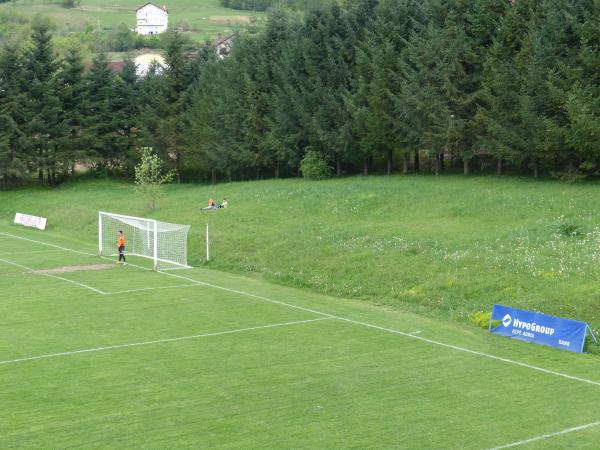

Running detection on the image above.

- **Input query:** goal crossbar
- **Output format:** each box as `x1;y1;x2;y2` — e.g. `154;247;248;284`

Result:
99;211;191;270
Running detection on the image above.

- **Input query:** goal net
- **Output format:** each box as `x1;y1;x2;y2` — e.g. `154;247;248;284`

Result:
99;211;191;270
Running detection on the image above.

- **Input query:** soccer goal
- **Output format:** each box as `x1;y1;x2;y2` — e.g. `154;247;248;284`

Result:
99;211;191;270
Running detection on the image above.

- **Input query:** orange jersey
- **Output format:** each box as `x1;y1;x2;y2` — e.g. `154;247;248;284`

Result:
118;235;125;247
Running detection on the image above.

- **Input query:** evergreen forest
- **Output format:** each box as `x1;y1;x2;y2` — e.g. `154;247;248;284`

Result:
1;0;600;188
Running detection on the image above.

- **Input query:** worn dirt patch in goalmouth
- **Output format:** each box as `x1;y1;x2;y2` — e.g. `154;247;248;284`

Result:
34;264;117;274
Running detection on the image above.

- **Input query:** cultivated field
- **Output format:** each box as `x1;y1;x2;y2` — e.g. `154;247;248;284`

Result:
1;176;600;447
0;0;262;40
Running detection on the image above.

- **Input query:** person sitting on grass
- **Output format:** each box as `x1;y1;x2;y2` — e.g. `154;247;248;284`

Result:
201;198;217;211
218;197;228;208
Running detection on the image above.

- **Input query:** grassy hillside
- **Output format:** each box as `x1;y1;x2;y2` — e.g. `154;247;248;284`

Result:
0;0;262;40
2;175;600;332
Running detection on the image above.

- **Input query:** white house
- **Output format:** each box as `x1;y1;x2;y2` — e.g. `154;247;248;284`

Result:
134;53;166;77
135;3;168;35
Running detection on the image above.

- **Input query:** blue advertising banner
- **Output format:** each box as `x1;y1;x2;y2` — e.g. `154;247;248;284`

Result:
489;304;588;353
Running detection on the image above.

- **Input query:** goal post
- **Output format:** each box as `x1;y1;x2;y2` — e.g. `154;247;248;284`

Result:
98;211;191;270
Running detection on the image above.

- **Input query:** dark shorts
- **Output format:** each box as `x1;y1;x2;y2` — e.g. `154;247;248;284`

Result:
119;245;125;254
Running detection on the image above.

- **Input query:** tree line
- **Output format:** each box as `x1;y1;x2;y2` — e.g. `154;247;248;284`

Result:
220;0;322;12
1;0;599;188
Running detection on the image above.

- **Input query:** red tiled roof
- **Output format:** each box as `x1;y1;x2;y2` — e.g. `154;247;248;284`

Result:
136;2;168;13
107;61;126;73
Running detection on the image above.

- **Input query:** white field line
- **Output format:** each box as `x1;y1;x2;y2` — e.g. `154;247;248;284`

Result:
335;317;600;388
106;284;199;295
159;270;337;319
0;257;106;295
3;232;600;389
99;257;152;271
157;272;600;388
0;317;333;366
0;249;66;256
487;420;600;449
0;232;96;257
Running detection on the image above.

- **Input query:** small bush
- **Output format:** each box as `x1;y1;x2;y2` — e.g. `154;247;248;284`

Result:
583;328;600;354
558;222;583;237
469;310;492;329
550;170;586;183
61;0;80;8
300;148;331;180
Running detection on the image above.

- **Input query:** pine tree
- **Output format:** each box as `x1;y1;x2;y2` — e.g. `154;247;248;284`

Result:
479;0;532;175
565;1;600;169
287;2;357;174
139;31;196;182
55;44;86;176
23;17;61;185
82;52;117;171
0;41;28;187
515;0;595;176
352;0;421;175
110;57;139;173
394;0;450;173
396;0;507;175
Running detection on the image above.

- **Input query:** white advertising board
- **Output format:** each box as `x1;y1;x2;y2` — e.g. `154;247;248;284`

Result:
14;213;47;230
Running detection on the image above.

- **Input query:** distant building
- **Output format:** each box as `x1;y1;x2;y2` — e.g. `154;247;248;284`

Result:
215;33;236;59
134;53;166;77
135;3;168;35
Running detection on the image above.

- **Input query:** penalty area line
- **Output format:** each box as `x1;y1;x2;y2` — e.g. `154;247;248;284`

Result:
487;420;600;449
0;317;333;366
105;284;200;295
0;249;67;256
0;257;106;295
0;232;96;257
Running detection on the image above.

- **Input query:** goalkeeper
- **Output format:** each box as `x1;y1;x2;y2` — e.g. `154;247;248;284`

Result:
117;230;126;263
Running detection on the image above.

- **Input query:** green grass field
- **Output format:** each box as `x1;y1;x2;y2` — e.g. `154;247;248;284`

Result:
1;176;600;447
0;0;262;40
2;226;600;448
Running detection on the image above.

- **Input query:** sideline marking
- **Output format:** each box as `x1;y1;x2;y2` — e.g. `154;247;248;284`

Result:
158;272;600;388
2;232;600;389
487;420;600;449
0;317;333;365
159;270;336;319
0;257;106;295
335;317;600;388
408;330;422;335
